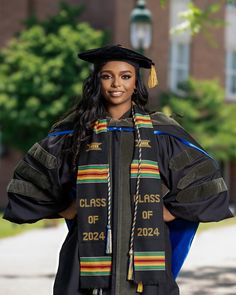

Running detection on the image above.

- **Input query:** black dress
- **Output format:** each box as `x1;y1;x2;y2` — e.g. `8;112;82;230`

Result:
3;111;233;295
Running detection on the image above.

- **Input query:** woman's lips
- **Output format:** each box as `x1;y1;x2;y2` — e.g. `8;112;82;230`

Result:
108;91;124;97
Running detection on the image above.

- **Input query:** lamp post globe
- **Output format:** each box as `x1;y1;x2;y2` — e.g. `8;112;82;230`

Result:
130;0;152;52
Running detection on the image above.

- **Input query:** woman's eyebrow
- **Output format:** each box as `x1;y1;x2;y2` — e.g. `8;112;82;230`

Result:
100;70;133;74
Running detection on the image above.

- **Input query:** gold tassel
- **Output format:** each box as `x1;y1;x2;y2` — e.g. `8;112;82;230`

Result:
148;64;158;88
127;250;134;280
105;226;112;254
137;281;143;293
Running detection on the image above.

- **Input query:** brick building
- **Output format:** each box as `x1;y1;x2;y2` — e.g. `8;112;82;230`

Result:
1;0;236;208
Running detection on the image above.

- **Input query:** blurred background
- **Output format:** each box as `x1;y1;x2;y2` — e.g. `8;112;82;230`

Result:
0;0;236;294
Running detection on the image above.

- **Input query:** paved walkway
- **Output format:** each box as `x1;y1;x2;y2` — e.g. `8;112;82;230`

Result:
0;223;68;295
0;222;236;295
177;224;236;294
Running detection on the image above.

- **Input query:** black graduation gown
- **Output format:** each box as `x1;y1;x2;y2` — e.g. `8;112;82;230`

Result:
3;111;233;295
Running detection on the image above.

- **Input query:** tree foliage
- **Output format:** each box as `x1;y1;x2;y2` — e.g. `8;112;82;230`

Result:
160;79;236;161
0;2;106;151
161;0;236;37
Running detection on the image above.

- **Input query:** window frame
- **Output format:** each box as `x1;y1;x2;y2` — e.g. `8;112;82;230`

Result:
225;49;236;101
168;41;190;92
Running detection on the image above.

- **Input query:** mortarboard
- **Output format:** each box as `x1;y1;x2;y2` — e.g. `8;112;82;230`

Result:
78;44;158;88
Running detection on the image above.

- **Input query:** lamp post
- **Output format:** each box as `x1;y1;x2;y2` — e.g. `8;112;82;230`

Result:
130;0;152;54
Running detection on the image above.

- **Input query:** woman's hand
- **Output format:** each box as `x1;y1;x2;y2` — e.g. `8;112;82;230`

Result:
59;200;77;220
163;205;176;222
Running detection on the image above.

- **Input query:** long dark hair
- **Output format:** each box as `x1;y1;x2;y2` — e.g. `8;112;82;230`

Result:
55;62;149;167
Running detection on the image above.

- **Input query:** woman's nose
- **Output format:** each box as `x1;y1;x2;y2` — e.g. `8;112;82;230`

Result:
111;77;120;87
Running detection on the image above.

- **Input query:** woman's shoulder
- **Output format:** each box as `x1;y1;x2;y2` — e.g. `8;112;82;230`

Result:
32;112;76;159
150;111;204;152
150;111;182;128
150;111;189;141
50;110;77;132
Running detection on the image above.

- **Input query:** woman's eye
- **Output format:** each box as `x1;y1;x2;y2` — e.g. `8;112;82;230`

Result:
100;74;111;80
122;75;132;80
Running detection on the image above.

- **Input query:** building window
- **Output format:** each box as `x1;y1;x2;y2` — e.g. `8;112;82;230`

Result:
169;42;190;92
227;1;236;8
226;50;236;100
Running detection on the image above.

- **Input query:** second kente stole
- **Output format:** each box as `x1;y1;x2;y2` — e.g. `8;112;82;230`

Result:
76;106;166;291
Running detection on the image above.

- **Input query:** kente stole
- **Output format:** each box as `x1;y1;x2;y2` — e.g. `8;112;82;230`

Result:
76;106;166;290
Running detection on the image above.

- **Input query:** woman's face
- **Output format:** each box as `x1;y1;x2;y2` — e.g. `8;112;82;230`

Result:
99;61;136;109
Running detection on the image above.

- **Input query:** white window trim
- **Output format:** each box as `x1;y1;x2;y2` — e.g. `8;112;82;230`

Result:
226;1;236;9
225;50;236;101
168;42;190;92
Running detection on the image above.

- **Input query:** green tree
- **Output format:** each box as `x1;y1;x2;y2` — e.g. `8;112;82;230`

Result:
160;0;236;38
0;3;106;151
158;0;236;162
160;79;236;161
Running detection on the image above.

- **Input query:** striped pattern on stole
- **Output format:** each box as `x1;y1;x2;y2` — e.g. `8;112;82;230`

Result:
130;160;160;179
77;164;109;184
134;251;166;271
80;257;112;276
93;119;108;134
135;113;153;128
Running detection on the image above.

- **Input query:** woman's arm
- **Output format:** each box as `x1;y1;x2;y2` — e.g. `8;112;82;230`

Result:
155;125;233;222
3;134;75;224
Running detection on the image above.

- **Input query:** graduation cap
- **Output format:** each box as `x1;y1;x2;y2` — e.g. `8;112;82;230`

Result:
78;44;158;88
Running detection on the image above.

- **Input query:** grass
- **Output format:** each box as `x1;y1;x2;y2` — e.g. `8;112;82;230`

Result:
0;213;62;239
197;216;236;233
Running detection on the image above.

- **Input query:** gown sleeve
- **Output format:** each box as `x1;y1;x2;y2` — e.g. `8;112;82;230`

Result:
3;132;76;224
155;125;233;222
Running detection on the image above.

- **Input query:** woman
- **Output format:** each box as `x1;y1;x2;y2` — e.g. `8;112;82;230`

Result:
3;45;233;295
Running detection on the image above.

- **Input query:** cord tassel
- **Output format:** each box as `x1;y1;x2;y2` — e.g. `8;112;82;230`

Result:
105;225;112;254
127;250;134;280
137;281;143;293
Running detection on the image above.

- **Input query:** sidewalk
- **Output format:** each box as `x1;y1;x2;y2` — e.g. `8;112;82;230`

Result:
0;223;68;295
177;224;236;294
0;223;235;295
